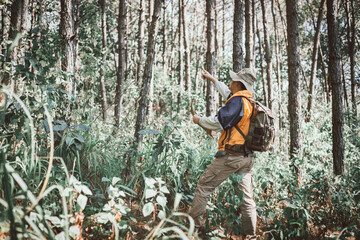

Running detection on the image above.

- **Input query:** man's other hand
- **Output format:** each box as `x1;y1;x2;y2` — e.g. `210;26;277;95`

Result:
192;115;200;124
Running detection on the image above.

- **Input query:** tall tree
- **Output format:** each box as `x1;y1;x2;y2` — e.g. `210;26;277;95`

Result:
60;0;76;96
271;0;282;128
99;0;108;121
115;0;127;127
162;1;167;74
344;0;357;116
206;0;216;116
233;0;244;72
1;0;29;87
286;0;301;163
177;0;184;110
260;0;272;109
134;0;164;143
306;0;325;122
256;17;267;104
181;0;190;96
137;0;145;84
245;0;254;69
327;0;345;175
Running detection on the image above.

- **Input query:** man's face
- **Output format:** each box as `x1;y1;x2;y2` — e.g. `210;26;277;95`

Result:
229;81;236;94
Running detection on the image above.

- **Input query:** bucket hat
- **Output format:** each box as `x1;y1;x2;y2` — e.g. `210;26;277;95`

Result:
229;68;256;94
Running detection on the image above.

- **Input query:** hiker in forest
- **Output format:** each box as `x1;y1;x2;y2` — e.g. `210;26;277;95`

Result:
189;67;257;239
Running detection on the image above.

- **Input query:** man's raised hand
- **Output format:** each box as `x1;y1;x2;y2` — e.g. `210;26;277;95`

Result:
201;67;217;84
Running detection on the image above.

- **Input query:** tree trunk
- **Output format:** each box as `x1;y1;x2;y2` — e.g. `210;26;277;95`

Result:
99;0;109;121
73;0;80;98
206;0;216;116
286;0;301;174
137;0;145;85
260;0;272;109
327;0;345;175
1;0;29;87
341;60;349;110
60;0;75;96
222;0;225;58
214;0;219;58
318;46;329;102
305;0;325;122
344;0;357;116
177;0;183;111
181;0;190;96
147;0;154;120
162;2;167;74
256;17;266;104
233;0;244;72
134;0;164;144
245;0;253;69
271;0;282;129
114;0;127;127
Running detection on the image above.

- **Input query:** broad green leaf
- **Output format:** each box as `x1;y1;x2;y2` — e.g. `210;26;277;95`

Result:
69;225;80;238
156;195;167;207
53;120;68;131
138;129;162;135
62;187;73;197
160;186;170;194
72;124;91;131
102;177;111;182
145;189;157;199
81;185;92;195
142;202;154;217
112;177;121;185
145;178;156;188
77;194;88;210
173;193;182;211
55;232;65;240
158;210;166;219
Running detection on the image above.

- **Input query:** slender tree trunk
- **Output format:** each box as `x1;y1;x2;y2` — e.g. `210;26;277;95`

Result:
99;0;108;121
345;0;357;116
256;17;266;104
222;0;225;58
305;0;325;122
181;0;190;96
318;46;329;102
147;0;154;120
137;0;145;85
245;0;253;69
252;0;256;60
276;0;288;43
286;0;301;181
162;2;167;74
327;0;344;175
233;0;244;72
341;60;349;110
177;0;183;111
260;0;272;109
214;0;219;58
60;0;75;95
73;0;80;98
271;0;282;129
1;0;29;87
115;0;126;127
134;0;164;144
206;0;216;116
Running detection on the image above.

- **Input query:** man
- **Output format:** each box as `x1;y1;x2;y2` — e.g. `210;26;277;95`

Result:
189;67;257;239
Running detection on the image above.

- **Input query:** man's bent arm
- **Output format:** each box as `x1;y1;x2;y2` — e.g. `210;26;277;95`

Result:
199;116;223;132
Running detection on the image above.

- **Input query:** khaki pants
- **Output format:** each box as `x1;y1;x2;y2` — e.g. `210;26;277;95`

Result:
189;154;256;236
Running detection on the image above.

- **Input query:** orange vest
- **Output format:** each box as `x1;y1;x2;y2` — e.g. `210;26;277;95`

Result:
218;90;253;152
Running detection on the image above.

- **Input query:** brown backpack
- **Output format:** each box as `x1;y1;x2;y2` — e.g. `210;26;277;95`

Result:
237;98;275;152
